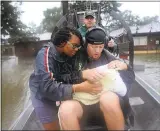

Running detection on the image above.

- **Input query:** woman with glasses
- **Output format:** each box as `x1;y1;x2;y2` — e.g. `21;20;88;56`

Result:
29;26;106;130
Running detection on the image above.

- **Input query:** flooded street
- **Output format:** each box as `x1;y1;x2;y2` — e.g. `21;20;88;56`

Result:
1;53;160;129
134;53;160;93
2;56;34;130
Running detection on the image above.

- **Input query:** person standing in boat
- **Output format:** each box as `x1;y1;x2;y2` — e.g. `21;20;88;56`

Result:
78;11;117;51
29;27;106;130
58;26;135;130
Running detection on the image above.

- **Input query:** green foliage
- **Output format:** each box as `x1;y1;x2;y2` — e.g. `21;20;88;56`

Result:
104;9;159;32
36;25;44;34
39;1;122;32
99;1;121;12
27;22;37;36
138;16;159;25
41;7;62;32
70;1;159;32
69;1;97;12
1;2;30;37
38;1;159;34
69;1;121;13
1;2;39;44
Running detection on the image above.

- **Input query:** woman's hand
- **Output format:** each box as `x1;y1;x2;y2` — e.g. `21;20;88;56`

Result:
108;60;128;70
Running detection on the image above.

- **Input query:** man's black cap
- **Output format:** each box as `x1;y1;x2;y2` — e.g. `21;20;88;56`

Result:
85;27;106;45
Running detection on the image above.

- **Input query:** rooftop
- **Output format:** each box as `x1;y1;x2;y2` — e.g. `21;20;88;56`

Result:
109;21;160;37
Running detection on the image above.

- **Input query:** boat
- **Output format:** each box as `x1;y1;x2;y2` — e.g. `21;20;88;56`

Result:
9;1;160;130
10;73;160;130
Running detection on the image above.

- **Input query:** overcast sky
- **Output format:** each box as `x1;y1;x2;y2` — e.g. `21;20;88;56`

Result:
20;2;160;26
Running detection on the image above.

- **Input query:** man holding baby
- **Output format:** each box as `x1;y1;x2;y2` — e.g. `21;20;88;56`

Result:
58;26;135;130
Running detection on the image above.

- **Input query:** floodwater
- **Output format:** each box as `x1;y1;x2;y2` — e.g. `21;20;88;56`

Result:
1;56;34;130
1;53;160;129
134;53;160;93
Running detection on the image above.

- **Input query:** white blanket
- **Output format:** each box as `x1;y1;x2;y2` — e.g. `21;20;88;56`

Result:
73;64;127;105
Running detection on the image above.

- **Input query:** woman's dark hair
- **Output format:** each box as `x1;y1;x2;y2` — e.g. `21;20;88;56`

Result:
51;26;83;47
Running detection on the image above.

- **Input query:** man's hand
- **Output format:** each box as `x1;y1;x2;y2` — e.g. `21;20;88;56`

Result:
108;60;128;70
82;68;106;82
73;81;102;95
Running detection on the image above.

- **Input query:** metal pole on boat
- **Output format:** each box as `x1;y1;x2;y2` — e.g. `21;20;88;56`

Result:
62;1;68;20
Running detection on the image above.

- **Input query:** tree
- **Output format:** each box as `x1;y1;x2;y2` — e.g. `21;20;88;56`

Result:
39;1;159;33
38;1;122;32
103;10;140;32
138;16;159;25
103;9;159;32
27;22;37;36
70;1;159;32
1;1;30;37
99;1;121;12
41;7;62;32
69;1;121;12
68;1;122;28
35;24;44;34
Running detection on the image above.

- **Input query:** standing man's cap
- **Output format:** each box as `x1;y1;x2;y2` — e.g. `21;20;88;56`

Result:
85;12;95;18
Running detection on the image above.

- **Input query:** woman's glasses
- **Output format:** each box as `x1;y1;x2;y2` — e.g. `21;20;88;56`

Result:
67;41;81;50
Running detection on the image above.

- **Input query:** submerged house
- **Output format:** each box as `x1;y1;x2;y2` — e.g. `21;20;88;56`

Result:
1;35;15;56
109;21;160;53
1;32;52;57
12;32;52;58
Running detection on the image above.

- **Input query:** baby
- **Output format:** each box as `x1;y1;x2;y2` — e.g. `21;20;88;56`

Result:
73;64;127;105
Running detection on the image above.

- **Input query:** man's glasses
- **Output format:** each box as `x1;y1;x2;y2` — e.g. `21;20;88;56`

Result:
67;41;81;50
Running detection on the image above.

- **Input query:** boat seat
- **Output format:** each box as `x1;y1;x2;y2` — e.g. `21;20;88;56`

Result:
83;121;131;131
